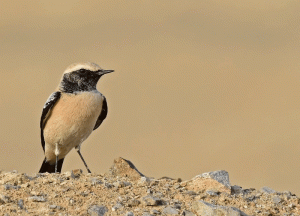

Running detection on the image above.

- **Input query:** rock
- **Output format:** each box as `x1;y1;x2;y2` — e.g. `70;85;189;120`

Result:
89;177;103;185
192;200;249;216
272;196;282;204
88;205;108;216
17;199;24;209
183;210;196;216
162;206;179;215
112;202;123;211
260;187;276;194
140;176;152;186
183;190;197;196
113;181;132;188
125;212;134;216
109;157;145;181
4;184;20;190
142;195;162;206
188;170;231;193
71;169;83;178
128;199;141;207
0;195;10;204
206;190;219;196
151;209;160;214
142;212;154;216
231;185;243;195
29;195;46;202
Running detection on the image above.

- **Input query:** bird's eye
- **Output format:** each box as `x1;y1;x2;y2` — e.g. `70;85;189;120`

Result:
79;69;86;73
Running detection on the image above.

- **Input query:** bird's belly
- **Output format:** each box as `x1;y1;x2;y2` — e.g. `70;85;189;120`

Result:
43;92;103;162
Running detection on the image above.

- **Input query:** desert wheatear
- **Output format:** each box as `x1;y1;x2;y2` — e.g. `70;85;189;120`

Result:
39;62;114;173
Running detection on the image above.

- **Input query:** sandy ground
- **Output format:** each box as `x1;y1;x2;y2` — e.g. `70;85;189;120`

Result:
0;157;299;216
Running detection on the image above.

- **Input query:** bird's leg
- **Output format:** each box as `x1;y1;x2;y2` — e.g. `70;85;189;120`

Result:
55;143;60;173
76;145;92;173
55;155;58;173
77;150;92;173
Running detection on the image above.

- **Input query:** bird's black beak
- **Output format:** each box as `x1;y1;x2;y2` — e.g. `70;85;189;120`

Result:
98;69;114;75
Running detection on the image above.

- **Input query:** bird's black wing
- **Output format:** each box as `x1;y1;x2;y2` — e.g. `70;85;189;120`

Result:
93;96;108;130
40;91;61;152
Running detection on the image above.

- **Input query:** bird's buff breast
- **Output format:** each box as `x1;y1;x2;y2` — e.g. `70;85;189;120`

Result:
43;91;103;161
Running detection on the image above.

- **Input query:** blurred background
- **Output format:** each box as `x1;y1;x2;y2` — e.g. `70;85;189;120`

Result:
1;1;300;194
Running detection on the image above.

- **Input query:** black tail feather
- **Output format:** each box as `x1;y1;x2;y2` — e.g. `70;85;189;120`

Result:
39;158;64;173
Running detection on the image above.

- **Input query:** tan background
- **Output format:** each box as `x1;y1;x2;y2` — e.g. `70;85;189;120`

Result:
1;1;300;195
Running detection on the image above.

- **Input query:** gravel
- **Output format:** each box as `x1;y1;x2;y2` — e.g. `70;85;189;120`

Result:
0;157;299;215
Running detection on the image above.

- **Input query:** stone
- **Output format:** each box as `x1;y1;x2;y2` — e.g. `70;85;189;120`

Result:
142;212;154;216
140;176;152;186
17;199;24;209
183;210;196;216
151;209;160;214
128;199;141;207
206;190;219;196
88;205;108;216
272;196;282;204
162;206;179;215
109;157;145;181
29;196;46;202
231;185;243;195
71;169;83;179
184;190;197;196
192;200;249;216
89;177;103;185
112;202;123;211
125;212;134;216
188;170;231;193
260;187;276;194
4;184;20;190
0;195;10;204
142;195;162;206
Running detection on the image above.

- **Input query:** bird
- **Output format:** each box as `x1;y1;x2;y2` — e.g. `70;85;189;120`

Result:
39;62;114;173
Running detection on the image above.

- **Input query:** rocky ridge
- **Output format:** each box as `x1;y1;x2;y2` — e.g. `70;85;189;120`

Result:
0;157;299;215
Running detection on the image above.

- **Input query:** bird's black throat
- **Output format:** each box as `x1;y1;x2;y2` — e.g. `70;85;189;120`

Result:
60;69;101;93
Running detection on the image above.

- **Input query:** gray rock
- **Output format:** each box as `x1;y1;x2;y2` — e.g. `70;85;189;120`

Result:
142;195;162;206
112;202;123;211
89;178;103;185
113;181;132;188
29;196;46;202
272;196;282;204
151;209;160;214
162;206;179;215
104;182;113;189
206;190;218;196
246;195;255;202
260;187;276;194
142;212;154;216
194;170;231;188
125;212;134;216
88;205;108;216
4;184;20;190
231;185;243;195
183;210;196;216
18;199;24;209
184;191;197;196
192;200;249;216
140;176;151;185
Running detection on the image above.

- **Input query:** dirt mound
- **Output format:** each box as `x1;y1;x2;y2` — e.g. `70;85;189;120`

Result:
0;157;299;215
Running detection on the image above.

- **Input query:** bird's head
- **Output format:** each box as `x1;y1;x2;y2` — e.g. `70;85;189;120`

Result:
59;62;114;93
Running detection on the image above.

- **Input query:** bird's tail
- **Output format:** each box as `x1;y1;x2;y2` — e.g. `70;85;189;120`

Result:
39;158;64;173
